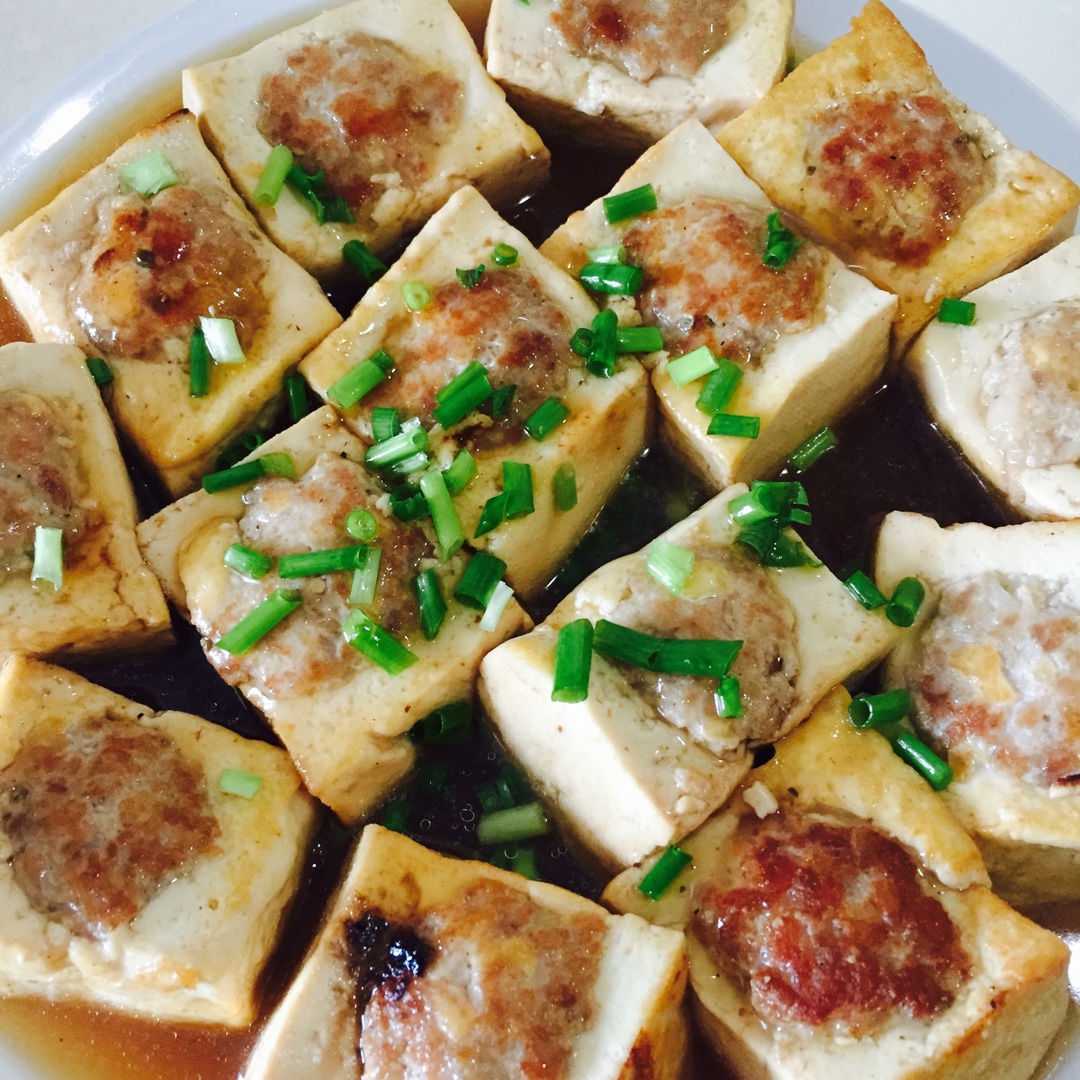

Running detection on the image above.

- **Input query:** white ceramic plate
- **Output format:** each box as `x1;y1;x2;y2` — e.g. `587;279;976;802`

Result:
0;1;1077;1078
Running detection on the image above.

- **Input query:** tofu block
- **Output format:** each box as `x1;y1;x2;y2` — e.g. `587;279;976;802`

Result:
137;405;528;823
301;186;650;601
907;235;1080;521
0;342;170;660
485;0;793;150
605;687;1070;1080
0;110;342;497
479;484;897;867
0;655;317;1026
183;0;548;278
876;511;1080;905
245;825;689;1080
542;121;897;491
718;0;1080;355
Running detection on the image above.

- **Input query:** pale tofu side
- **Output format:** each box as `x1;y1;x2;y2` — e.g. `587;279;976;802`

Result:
480;484;897;868
907;235;1080;521
605;688;1069;1080
301;186;650;601
137;406;529;824
0;110;342;497
540;120;896;492
485;0;793;150
0;342;171;659
876;511;1080;905
183;0;548;278
0;655;317;1027
245;825;689;1080
718;0;1080;356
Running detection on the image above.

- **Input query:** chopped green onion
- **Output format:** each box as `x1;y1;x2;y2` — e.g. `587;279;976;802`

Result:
215;429;264;470
667;346;719;387
200;317;245;364
508;845;539;879
202;452;296;493
456;264;485;289
278;544;367;578
569;327;593;357
492;243;518;266
615;325;663;354
585;308;618;378
253;144;293;205
455;551;507;610
402;281;430;311
477;802;549;845
342;609;418;674
603;183;657;224
763;210;805;270
887;577;926;628
381;798;411;833
414;568;448;640
937;297;976;325
523;397;569;441
552;619;593;703
218;768;263;799
188;325;210;397
85;356;113;386
637;845;692;900
474;492;508;537
480;580;515;631
476;765;532;813
120;150;179;196
420;469;465;561
410;700;471;743
729;482;808;526
891;731;952;790
695;360;742;416
348;546;381;606
342;239;387;284
415;759;451;797
215;589;301;654
553;462;577;511
715;676;742;718
286;164;354;223
345;508;378;542
284;372;309;424
364;419;429;468
443;449;477;495
789;427;837;471
223;543;272;580
371;406;401;442
708;413;760;439
389;481;429;522
586;243;626;264
489;385;516;418
326;349;395;410
578;262;643;295
433;361;492;428
503;461;534;519
645;539;695;595
593;620;741;677
31;526;63;590
259;452;295;478
390;450;429;476
844;570;887;610
849;688;912;729
735;520;819;568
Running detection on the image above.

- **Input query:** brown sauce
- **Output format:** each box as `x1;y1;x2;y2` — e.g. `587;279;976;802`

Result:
0;287;29;346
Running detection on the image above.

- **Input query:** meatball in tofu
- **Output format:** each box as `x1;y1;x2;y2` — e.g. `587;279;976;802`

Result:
0;342;170;660
0;655;317;1026
0;111;341;496
718;0;1080;355
605;687;1070;1080
244;824;689;1080
542;121;896;491
183;0;548;278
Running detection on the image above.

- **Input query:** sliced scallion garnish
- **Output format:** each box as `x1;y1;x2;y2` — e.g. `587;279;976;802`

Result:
936;297;976;325
381;798;411;832
284;372;308;424
420;468;465;561
364;419;429;469
637;845;692;900
585;308;618;378
578;262;643;295
886;577;925;627
645;539;695;595
201;452;296;494
523;397;569;441
844;570;887;610
31;526;63;590
763;210;805;270
410;700;471;743
695;360;741;416
342;609;418;674
120;150;179;197
489;385;516;418
200;317;245;364
708;413;760;439
480;580;515;631
455;551;507;611
891;731;952;790
474;492;508;538
735;520;818;568
553;462;577;511
477;802;549;845
223;543;272;580
414;568;448;640
389;481;429;522
402;281;430;311
667;346;719;387
345;508;378;542
492;243;518;267
586;243;626;264
432;361;492;428
729;482;808;527
278;544;367;578
218;768;263;799
503;461;534;519
443;449;477;495
593;620;741;678
215;589;301;654
603;183;657;224
456;264;485;289
85;356;113;386
615;325;663;354
188;325;210;397
371;406;401;443
552;618;593;703
476;765;531;813
215;429;263;470
286;163;354;223
343;239;387;284
715;676;743;718
789;426;837;471
849;688;912;729
327;349;395;410
348;546;381;606
253;144;294;206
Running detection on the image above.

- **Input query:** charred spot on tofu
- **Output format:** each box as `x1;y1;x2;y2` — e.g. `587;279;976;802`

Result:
549;0;742;82
257;33;463;219
344;911;430;1013
692;809;971;1034
621;197;827;367
0;714;220;939
354;879;606;1079
0;389;86;575
905;571;1080;788
804;90;992;266
71;185;269;361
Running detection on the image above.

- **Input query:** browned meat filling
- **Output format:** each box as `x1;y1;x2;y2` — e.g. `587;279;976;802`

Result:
693;809;971;1034
0;389;87;575
257;32;463;219
805;90;992;266
71;185;268;361
355;879;606;1079
0;714;220;939
550;0;741;82
622;196;826;366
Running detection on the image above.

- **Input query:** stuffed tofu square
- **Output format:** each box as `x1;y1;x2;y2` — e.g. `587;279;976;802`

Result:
718;0;1080;354
301;186;650;601
479;483;897;868
485;0;793;150
605;687;1070;1080
0;655;317;1027
245;824;689;1080
0;110;341;497
877;511;1080;905
542;120;896;491
0;342;170;660
183;0;548;279
137;406;528;824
